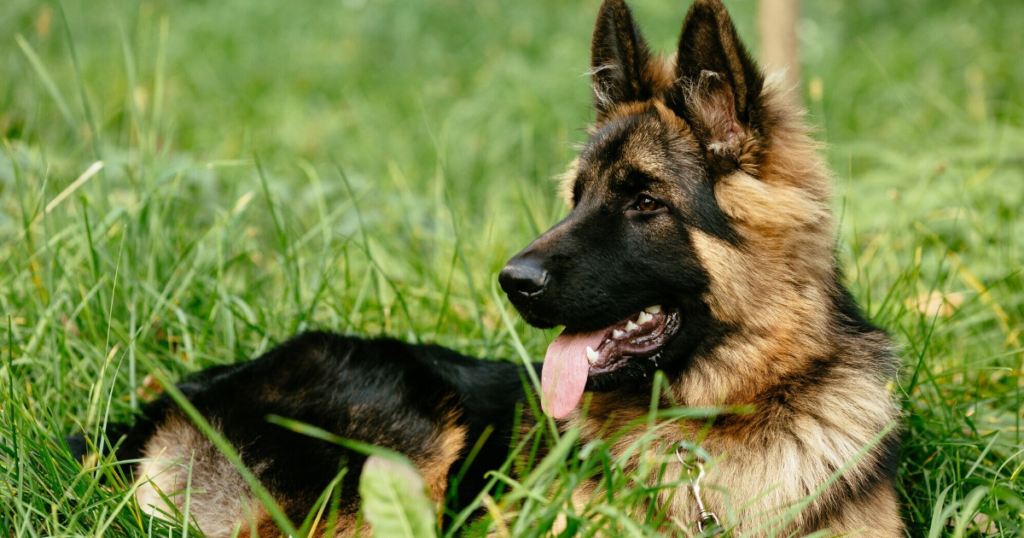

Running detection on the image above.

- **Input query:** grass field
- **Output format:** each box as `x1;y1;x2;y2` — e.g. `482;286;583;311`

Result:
2;0;1023;536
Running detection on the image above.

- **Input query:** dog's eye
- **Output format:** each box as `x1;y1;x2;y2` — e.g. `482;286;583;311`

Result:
633;195;662;212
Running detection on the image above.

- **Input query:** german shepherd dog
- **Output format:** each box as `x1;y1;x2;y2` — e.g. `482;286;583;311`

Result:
71;0;903;536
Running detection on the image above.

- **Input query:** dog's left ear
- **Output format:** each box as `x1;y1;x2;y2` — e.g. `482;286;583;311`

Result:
668;0;765;167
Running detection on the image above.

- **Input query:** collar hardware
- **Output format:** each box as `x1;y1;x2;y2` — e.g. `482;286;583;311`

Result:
675;443;723;536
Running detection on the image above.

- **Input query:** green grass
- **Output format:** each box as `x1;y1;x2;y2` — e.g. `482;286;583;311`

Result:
1;0;1023;535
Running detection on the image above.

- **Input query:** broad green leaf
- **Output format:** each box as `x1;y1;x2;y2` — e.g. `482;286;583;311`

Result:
359;455;438;538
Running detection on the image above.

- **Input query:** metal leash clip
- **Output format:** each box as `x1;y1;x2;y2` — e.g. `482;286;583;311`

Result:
675;443;722;536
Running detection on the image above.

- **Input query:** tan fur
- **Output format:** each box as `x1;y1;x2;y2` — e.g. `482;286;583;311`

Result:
410;411;469;506
557;157;580;208
135;414;259;538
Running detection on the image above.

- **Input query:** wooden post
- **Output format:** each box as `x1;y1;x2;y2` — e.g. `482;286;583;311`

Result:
759;0;801;102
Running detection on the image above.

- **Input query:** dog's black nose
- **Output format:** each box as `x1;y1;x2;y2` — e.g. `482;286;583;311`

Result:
499;258;549;297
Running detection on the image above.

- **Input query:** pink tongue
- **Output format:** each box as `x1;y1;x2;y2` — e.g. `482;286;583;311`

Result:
541;328;606;419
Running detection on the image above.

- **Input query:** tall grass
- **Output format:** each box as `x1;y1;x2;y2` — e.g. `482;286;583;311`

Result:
1;0;1022;535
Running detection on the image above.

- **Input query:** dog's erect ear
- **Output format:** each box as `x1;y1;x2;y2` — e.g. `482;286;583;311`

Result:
669;0;765;163
590;0;655;120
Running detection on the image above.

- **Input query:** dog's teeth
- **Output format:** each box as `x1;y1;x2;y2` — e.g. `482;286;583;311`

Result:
626;321;639;331
645;305;662;314
586;346;599;364
612;329;624;339
637;312;653;324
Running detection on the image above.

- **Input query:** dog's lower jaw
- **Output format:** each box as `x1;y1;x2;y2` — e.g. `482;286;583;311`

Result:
583;306;727;394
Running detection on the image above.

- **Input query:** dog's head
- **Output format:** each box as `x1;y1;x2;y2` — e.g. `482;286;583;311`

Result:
500;0;835;418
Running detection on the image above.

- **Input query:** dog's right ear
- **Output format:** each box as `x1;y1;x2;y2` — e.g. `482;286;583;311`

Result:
590;0;656;121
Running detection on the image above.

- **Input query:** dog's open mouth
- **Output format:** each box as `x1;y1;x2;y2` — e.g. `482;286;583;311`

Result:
541;305;680;419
